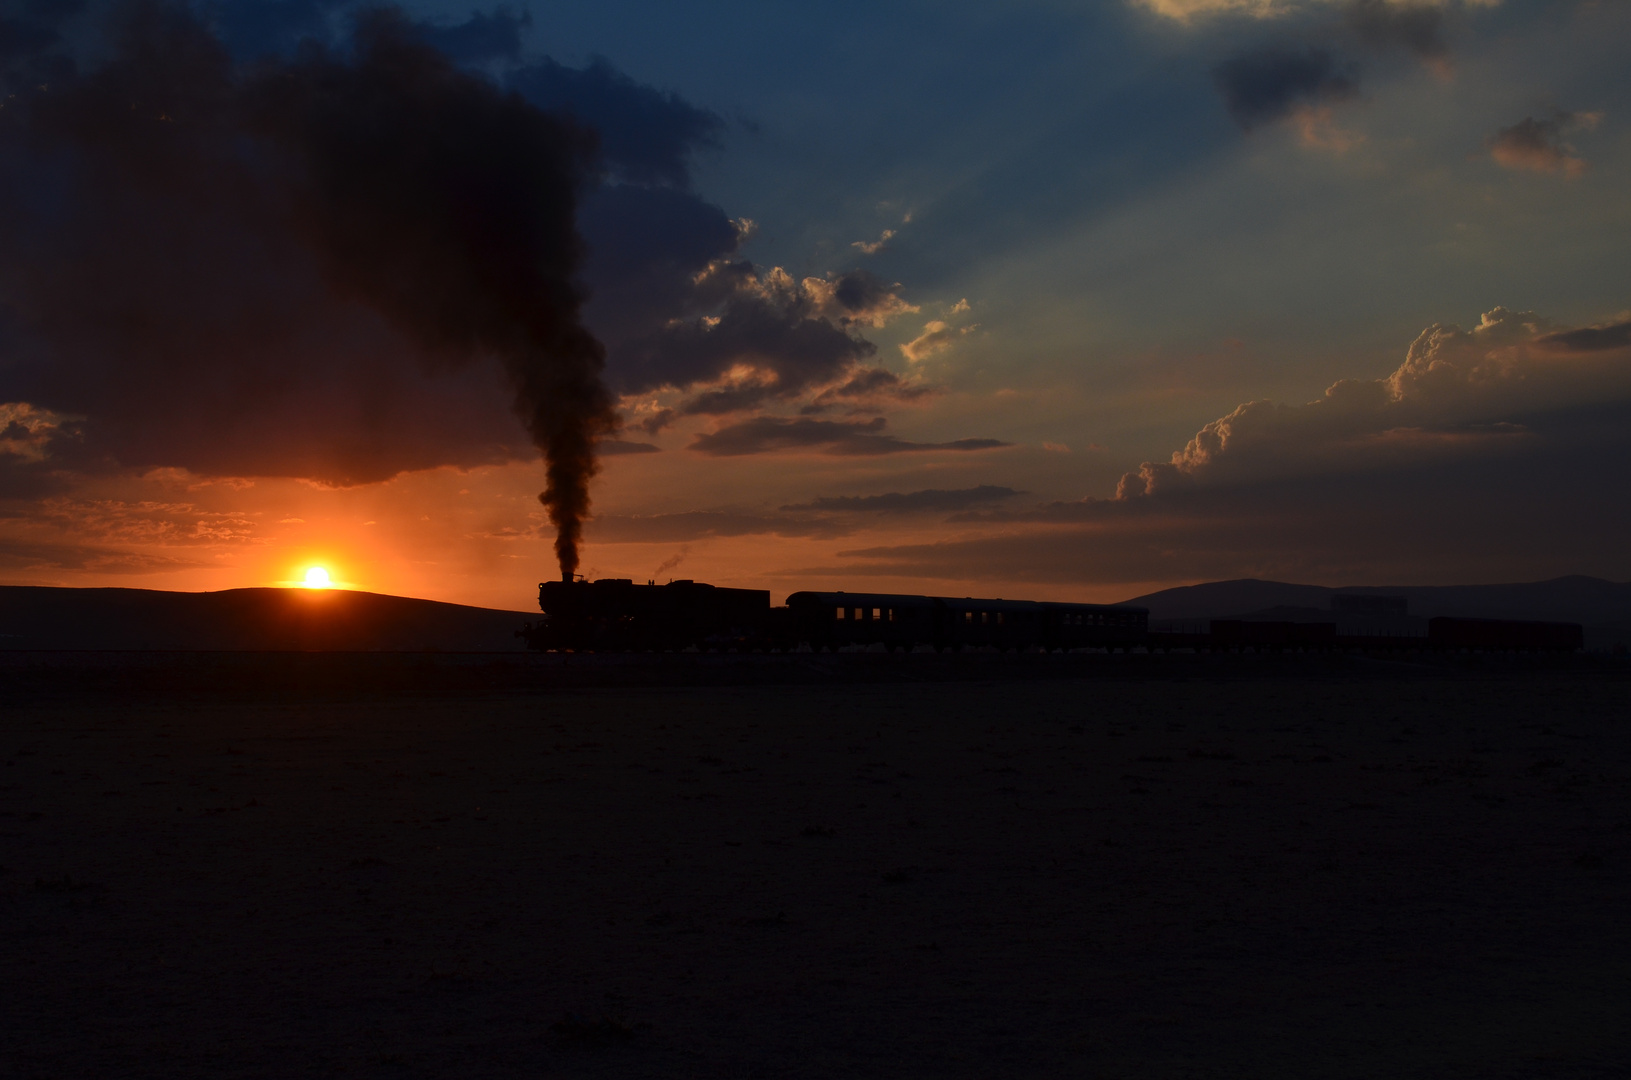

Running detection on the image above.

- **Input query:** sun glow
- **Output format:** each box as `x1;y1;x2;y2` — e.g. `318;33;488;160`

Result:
302;566;332;589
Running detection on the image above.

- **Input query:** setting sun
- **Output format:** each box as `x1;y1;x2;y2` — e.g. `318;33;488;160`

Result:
303;566;332;589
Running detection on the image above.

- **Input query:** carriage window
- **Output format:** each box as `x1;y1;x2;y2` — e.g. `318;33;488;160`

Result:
872;608;881;620
996;612;1004;625
887;608;896;621
964;611;973;623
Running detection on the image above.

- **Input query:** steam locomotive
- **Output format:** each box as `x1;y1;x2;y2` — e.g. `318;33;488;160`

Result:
516;576;1149;652
517;575;1584;654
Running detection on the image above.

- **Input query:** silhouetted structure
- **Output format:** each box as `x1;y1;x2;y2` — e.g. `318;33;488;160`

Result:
519;581;1149;652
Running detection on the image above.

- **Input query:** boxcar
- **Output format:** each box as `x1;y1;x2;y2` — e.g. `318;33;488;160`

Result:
1427;617;1583;652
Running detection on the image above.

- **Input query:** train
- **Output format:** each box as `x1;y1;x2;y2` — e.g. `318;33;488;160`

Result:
516;576;1585;653
517;577;1150;652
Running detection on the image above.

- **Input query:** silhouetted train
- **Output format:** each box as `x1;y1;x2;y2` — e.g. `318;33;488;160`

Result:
517;577;1584;654
518;578;1149;652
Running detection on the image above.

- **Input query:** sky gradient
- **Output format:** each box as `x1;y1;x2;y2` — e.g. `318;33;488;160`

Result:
1;0;1627;609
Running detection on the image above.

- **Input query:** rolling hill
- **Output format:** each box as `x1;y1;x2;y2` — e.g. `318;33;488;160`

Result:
0;586;535;651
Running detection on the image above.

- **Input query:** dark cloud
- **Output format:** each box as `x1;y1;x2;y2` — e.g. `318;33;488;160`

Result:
207;0;349;60
588;510;848;543
1536;319;1631;354
581;213;929;427
212;3;526;68
780;486;1023;513
578;185;741;358
800;367;933;414
508;55;723;188
1212;46;1359;130
415;6;530;65
597;438;661;456
608;266;917;418
948;497;1115;524
0;1;622;576
687;416;1010;457
1344;0;1446;61
1487;111;1599;177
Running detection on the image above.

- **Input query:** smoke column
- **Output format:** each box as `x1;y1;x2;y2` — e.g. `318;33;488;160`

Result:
0;1;617;578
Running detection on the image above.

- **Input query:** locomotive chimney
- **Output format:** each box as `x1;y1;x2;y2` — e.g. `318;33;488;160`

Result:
562;567;574;583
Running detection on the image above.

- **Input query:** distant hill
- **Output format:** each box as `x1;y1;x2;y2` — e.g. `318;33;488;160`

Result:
1121;576;1631;651
0;587;535;651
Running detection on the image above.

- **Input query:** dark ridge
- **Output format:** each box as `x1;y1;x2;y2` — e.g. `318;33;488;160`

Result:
0;586;532;651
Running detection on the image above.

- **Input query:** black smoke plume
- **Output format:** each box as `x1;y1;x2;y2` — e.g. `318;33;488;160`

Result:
0;1;616;579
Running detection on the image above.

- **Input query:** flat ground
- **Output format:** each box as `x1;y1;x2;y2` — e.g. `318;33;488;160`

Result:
2;659;1628;1078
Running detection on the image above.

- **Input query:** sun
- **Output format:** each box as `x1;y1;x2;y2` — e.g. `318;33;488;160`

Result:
302;566;332;589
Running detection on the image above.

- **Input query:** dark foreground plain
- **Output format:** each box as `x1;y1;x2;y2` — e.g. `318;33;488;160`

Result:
2;655;1628;1079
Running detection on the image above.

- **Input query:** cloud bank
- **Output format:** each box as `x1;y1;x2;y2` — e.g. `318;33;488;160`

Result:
836;306;1631;587
686;417;1011;458
1487;111;1601;177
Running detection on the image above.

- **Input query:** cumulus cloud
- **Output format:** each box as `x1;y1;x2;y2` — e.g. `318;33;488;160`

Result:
901;318;979;364
901;322;958;363
687;417;1011;457
605;263;924;420
823;307;1631;588
1212;46;1360;130
803;270;920;329
1111;306;1631;497
779;486;1024;513
1487;111;1601;177
0;403;75;465
852;229;895;255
